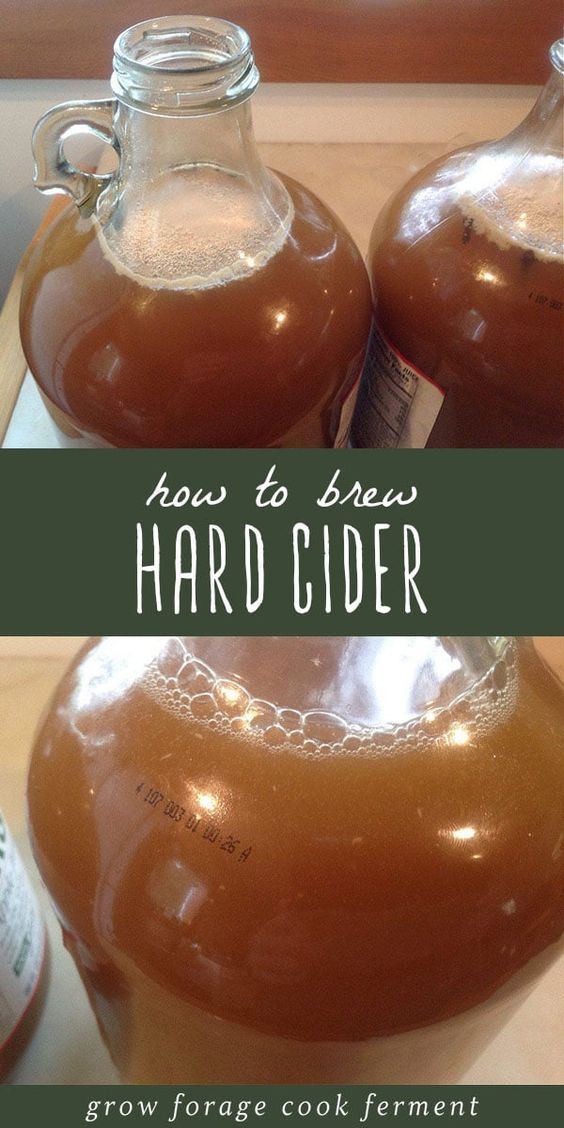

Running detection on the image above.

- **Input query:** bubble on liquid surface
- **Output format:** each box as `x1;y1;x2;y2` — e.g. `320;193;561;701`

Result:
96;164;294;290
143;638;519;760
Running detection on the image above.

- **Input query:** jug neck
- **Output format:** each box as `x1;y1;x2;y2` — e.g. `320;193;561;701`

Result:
112;98;272;195
95;20;294;290
105;15;281;216
505;38;563;159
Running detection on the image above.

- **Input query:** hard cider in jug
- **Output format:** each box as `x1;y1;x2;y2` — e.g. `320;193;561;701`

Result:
27;637;564;1082
350;40;564;448
20;17;371;448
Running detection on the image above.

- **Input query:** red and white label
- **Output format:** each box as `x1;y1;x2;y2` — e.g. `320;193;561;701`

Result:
350;325;445;449
0;812;45;1050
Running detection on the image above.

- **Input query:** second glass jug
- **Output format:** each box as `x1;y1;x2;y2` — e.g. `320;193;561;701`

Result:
350;39;564;449
20;17;372;448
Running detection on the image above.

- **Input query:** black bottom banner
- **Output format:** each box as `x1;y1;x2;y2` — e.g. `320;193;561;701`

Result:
1;1085;562;1127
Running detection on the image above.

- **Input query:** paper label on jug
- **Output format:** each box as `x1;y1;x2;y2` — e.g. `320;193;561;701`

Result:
350;325;445;449
333;378;361;449
0;812;45;1049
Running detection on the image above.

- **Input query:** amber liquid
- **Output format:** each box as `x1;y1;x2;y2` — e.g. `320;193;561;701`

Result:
363;157;564;447
27;638;564;1082
20;174;371;448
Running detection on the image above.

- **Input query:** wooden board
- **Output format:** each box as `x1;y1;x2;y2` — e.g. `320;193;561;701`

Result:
1;1;560;84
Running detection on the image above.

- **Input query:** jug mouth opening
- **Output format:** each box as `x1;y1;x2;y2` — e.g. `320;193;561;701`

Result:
112;15;259;115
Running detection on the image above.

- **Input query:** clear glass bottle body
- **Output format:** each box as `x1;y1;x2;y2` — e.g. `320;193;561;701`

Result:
27;637;564;1082
20;17;371;448
350;41;564;449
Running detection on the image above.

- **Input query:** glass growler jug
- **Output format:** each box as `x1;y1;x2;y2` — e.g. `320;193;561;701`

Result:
27;636;564;1083
20;17;372;449
350;40;564;449
0;809;48;1079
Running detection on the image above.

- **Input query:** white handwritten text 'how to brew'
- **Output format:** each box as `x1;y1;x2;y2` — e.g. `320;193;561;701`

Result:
136;466;427;616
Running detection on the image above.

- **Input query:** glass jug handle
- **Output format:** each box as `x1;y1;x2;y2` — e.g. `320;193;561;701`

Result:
32;99;118;211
